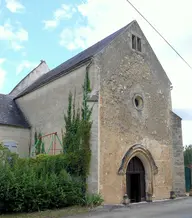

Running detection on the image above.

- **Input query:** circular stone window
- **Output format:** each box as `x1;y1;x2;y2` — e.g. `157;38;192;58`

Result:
133;95;144;110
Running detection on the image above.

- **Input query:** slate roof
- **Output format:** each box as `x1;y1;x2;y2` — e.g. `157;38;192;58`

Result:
0;21;134;127
0;94;30;128
16;21;134;99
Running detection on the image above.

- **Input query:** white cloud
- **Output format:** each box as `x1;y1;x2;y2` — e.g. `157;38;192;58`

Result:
59;0;132;50
15;28;28;41
5;0;25;13
182;121;192;146
43;20;58;29
0;58;6;65
0;22;14;40
59;0;192;145
16;60;37;75
60;28;87;50
43;4;76;29
0;58;6;90
0;21;28;51
60;0;192;51
11;42;24;51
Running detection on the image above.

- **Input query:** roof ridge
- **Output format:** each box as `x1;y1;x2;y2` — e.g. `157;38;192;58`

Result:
15;20;135;99
9;60;49;95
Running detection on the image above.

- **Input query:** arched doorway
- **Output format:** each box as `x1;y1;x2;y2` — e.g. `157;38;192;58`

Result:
126;156;145;202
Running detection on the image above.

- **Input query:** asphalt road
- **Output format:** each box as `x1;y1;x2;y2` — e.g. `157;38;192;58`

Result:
73;198;192;218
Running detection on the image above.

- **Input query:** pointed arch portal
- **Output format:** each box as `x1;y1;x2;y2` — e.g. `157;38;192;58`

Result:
118;144;158;202
127;156;145;202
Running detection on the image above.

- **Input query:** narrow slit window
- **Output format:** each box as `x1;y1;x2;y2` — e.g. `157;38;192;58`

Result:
137;37;141;52
132;34;136;50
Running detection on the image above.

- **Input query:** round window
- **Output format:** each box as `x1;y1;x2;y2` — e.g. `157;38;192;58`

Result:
133;95;144;110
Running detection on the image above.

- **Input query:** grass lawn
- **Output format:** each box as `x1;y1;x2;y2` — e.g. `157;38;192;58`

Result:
0;207;89;218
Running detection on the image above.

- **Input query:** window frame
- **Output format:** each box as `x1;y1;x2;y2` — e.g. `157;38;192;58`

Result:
131;34;142;52
2;140;18;153
137;37;142;52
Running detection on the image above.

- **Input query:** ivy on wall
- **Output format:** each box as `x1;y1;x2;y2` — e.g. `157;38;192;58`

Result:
62;70;93;191
0;71;103;213
32;70;93;191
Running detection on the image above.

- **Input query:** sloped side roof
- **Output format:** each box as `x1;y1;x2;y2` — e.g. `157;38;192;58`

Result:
15;21;134;99
0;94;30;128
10;60;49;96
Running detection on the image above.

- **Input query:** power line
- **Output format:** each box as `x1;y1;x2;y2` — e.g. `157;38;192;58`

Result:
126;0;192;70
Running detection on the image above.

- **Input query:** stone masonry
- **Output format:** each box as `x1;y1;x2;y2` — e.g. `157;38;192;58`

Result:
171;111;185;196
0;20;185;205
95;21;174;203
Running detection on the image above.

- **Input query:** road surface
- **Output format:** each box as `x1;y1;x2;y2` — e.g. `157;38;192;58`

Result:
72;198;192;218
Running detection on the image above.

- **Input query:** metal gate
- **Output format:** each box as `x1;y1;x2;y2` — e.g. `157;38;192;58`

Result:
185;167;191;192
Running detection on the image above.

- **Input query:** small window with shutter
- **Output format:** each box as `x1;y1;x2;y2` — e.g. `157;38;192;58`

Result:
3;141;18;153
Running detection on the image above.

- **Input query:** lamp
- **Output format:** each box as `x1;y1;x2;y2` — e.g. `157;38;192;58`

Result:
123;194;130;205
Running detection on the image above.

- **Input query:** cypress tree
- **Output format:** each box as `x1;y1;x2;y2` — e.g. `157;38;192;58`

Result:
63;92;73;153
62;70;93;193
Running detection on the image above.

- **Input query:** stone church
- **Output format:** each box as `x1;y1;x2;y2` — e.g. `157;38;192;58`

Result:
0;20;185;203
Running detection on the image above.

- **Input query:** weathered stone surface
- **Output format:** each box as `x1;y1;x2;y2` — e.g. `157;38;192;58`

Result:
95;21;174;203
171;112;185;196
13;20;184;205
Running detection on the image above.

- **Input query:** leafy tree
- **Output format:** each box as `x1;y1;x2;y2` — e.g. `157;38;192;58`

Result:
184;145;192;167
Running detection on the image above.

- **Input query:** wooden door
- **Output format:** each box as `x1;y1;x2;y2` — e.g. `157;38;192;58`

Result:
126;157;146;202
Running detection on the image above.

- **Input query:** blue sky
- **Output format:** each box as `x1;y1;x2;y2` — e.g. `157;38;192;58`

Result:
0;0;88;93
0;0;192;145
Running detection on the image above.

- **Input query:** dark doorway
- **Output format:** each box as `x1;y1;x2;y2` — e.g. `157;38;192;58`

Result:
126;157;145;203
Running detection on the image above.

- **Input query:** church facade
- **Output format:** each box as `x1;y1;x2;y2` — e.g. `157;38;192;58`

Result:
0;20;185;203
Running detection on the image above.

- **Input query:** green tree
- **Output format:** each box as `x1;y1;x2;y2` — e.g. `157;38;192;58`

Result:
63;92;73;153
184;145;192;167
62;70;93;192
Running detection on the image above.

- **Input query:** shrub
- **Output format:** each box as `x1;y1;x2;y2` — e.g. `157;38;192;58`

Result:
0;153;84;213
0;71;103;213
83;193;104;208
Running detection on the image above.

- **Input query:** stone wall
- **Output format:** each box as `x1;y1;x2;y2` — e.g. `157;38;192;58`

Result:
0;125;30;157
16;62;100;192
95;21;173;203
87;97;99;194
171;111;185;196
10;61;49;96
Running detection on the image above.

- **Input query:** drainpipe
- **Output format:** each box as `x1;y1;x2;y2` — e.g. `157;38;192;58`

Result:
86;59;93;78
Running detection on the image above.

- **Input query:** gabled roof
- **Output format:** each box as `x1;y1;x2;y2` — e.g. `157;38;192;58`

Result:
0;94;30;128
15;21;134;99
10;60;49;96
